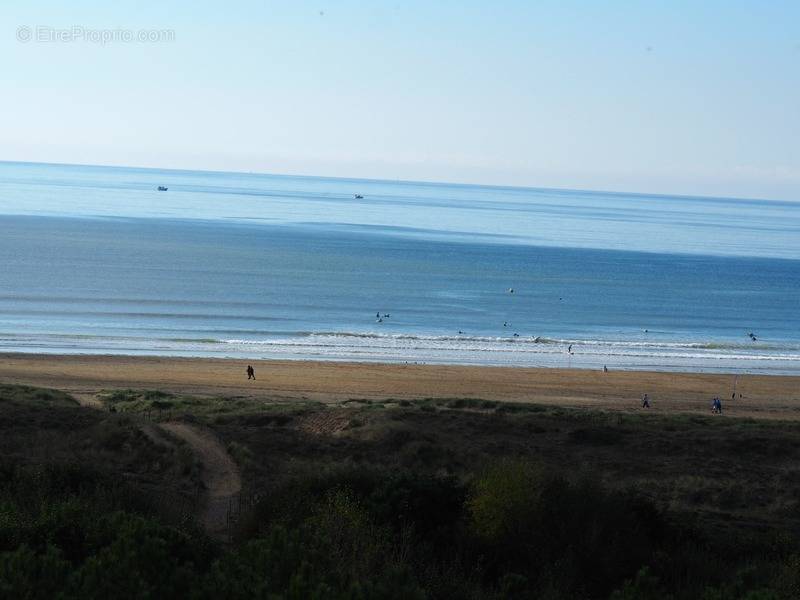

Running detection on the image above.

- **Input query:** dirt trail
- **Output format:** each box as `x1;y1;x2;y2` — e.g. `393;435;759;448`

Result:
71;392;104;409
160;422;242;539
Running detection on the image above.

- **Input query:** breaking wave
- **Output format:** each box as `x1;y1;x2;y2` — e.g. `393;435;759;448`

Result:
2;330;799;374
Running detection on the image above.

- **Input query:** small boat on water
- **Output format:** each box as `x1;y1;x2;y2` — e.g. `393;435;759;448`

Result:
157;186;168;191
354;194;363;199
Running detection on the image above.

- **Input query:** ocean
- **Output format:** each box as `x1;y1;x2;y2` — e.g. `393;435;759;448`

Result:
1;161;799;373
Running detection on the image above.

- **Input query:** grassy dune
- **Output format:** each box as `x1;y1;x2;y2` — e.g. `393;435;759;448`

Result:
3;384;800;598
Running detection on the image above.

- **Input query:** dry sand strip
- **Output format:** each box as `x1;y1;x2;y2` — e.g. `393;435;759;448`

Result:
1;353;799;420
160;422;242;539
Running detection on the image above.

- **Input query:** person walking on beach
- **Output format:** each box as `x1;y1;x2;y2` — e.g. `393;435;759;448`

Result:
642;393;650;409
246;365;255;380
711;397;722;414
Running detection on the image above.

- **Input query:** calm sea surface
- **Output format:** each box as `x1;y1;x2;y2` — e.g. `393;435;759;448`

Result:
1;161;799;373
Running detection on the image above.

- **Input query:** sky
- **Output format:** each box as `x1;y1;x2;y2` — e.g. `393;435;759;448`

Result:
1;0;799;201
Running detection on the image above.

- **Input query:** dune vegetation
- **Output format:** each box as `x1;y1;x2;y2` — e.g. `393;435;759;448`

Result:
3;384;800;598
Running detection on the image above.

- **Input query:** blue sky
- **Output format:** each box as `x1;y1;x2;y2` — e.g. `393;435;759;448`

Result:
2;1;799;200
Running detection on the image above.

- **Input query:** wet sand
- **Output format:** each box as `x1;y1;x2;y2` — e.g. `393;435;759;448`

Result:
2;353;799;419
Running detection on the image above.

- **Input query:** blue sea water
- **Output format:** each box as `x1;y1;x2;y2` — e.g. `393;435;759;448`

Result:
1;161;799;373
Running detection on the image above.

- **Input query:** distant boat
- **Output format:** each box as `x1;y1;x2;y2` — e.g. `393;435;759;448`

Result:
157;186;168;191
354;194;363;199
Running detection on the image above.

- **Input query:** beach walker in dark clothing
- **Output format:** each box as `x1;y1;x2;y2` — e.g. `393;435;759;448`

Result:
642;393;650;409
246;365;255;380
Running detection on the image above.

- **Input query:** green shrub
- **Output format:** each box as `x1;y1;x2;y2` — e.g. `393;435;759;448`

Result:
468;459;664;597
610;567;673;600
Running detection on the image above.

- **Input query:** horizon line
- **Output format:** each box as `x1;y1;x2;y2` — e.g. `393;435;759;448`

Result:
0;158;796;207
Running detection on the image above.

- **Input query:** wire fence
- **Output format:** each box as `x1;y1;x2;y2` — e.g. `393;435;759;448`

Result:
226;491;262;541
137;408;176;421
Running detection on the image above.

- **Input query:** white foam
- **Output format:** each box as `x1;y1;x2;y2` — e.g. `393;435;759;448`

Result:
2;330;799;374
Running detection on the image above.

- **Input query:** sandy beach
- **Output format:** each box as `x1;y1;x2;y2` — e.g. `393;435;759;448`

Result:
1;353;798;419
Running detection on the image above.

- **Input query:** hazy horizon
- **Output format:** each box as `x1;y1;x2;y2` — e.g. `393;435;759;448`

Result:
3;158;799;206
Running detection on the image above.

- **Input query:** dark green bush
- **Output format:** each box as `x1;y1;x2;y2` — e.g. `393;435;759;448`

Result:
2;454;798;599
467;459;664;597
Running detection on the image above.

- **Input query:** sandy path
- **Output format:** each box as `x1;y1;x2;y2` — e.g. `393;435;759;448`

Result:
160;422;242;539
71;392;104;409
55;386;244;539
